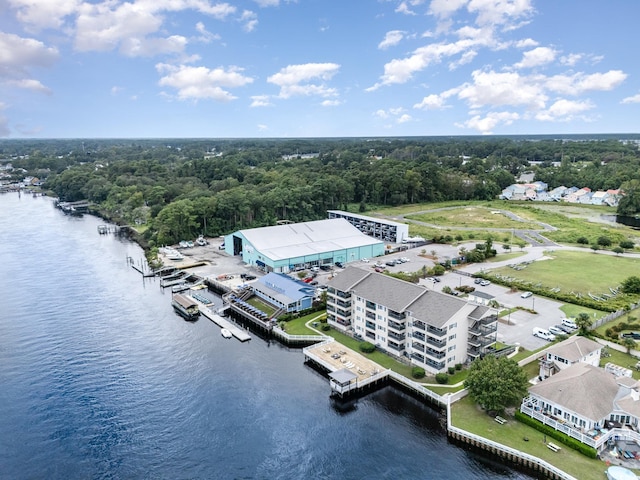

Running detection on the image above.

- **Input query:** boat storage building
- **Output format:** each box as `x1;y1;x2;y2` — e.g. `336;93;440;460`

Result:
223;218;385;273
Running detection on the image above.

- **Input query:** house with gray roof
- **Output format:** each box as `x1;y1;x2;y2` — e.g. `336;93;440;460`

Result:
538;336;602;379
326;267;497;374
522;360;640;452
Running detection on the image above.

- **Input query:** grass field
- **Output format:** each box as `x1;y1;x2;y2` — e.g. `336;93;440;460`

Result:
489;250;640;297
371;200;640;247
407;206;542;230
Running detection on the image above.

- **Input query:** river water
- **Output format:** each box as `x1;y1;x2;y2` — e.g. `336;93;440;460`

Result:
0;193;532;480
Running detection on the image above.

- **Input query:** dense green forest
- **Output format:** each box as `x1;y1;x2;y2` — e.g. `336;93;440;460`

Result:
3;136;640;247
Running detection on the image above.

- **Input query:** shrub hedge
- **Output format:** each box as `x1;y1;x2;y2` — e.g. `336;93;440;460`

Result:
514;411;598;458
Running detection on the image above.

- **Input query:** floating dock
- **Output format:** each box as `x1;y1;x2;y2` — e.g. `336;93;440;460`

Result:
199;306;251;342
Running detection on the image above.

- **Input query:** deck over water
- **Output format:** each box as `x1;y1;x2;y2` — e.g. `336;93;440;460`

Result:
198;306;251;342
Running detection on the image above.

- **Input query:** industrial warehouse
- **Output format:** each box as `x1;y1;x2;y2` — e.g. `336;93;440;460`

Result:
222;218;386;272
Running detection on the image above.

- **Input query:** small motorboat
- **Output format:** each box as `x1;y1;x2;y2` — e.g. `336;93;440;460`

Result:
221;328;232;339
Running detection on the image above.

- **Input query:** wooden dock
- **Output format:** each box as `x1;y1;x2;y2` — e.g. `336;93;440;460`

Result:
199;306;251;342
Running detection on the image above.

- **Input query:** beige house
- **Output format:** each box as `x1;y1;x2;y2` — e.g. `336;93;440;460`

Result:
538;336;602;379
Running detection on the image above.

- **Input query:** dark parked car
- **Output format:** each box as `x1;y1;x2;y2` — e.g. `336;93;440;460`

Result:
474;278;482;284
621;332;640;340
334;262;344;268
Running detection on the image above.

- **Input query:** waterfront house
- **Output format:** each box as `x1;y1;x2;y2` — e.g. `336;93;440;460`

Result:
251;272;315;314
538;336;602;380
521;361;640;452
326;267;497;374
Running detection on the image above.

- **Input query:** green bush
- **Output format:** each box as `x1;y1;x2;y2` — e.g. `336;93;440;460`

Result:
448;366;456;374
514;411;597;458
359;342;376;353
411;367;426;379
435;373;449;384
320;324;331;332
455;363;463;370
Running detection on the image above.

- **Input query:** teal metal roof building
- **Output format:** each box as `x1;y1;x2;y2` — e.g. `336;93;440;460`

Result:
223;218;385;273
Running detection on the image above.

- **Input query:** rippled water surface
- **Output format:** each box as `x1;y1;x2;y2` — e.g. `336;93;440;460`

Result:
0;194;532;480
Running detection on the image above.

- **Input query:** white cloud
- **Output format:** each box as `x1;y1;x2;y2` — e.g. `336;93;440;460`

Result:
8;0;81;31
72;1;237;55
545;70;627;95
460;110;519;134
449;49;477;69
457;69;547;109
535;98;593;121
240;10;258;32
0;32;58;96
514;46;556;69
515;38;538;48
468;0;534;28
397;113;412;123
368;39;477;89
0;32;59;74
250;95;272;107
379;30;405;50
429;0;467;18
560;53;582;66
6;78;52;94
257;123;268;131
321;99;341;107
195;22;221;43
414;94;447;110
395;2;418;15
622;94;640;104
156;63;253;101
268;63;340;99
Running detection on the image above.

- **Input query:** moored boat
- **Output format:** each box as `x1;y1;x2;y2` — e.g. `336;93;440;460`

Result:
171;294;200;321
221;328;232;339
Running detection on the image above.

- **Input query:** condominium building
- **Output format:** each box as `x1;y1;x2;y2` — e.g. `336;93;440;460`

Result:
326;267;497;374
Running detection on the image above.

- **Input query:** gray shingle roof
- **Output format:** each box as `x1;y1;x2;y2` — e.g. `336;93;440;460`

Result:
329;266;470;327
545;336;601;363
529;363;618;421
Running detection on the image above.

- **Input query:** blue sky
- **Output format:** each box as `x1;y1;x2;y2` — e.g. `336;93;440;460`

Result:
1;0;639;138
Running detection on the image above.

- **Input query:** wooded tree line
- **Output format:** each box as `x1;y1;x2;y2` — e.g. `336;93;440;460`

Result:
5;136;640;246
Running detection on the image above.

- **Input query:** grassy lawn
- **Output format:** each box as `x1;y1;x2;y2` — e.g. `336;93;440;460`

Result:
451;396;609;480
407;206;541;230
486;251;527;262
489;250;640;298
246;297;277;316
280;312;326;335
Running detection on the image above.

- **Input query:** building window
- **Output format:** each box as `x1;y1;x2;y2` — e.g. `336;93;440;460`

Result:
448;334;456;341
449;323;457;330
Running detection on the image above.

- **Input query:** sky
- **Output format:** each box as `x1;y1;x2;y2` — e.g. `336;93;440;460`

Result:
1;0;639;138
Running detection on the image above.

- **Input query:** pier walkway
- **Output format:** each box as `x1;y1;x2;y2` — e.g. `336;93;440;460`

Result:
199;305;251;342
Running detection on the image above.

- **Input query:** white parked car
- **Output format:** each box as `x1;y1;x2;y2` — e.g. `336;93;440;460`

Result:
520;291;533;298
361;258;369;263
548;325;565;336
401;257;410;263
561;318;578;330
480;280;491;286
533;327;556;341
